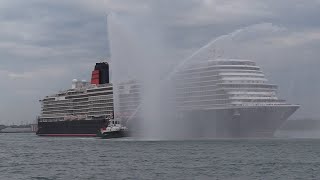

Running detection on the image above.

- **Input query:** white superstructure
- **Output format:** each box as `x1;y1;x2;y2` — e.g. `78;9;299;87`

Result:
116;80;141;120
39;81;114;122
174;59;289;109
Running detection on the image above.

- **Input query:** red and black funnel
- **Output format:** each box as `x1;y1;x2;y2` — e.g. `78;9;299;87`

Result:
91;62;110;85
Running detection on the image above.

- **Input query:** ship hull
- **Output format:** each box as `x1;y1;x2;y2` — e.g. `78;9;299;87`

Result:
36;119;108;137
176;105;300;138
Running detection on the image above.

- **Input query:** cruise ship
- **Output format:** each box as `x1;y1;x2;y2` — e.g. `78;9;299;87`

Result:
36;62;114;137
117;58;300;138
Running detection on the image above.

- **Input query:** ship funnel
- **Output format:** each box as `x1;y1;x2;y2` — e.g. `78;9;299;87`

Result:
91;62;110;85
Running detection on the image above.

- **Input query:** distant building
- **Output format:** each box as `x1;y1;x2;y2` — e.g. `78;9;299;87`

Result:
0;127;32;133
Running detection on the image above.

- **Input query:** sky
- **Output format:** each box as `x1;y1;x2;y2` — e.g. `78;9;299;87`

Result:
0;0;320;124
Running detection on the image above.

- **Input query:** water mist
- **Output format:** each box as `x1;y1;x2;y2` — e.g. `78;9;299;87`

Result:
108;13;177;140
108;13;283;139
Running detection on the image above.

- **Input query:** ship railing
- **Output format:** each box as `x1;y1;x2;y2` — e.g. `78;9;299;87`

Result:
53;84;113;95
87;83;113;89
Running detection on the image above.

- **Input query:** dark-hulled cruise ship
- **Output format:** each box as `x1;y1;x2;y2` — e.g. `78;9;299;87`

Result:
36;62;113;137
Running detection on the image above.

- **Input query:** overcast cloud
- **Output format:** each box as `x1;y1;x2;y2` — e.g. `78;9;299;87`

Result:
0;0;319;124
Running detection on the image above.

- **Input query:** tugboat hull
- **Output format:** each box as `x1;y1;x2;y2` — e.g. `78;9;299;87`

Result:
98;130;129;139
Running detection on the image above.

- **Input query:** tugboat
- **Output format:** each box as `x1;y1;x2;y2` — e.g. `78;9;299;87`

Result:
97;118;129;139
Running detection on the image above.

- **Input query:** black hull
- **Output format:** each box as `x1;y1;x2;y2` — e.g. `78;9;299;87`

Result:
36;119;108;137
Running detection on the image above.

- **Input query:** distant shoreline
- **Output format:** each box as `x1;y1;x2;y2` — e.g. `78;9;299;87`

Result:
0;132;35;134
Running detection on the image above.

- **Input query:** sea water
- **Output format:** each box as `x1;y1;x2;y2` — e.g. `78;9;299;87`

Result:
0;133;319;180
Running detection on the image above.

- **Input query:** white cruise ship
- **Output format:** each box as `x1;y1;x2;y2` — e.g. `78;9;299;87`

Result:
37;62;114;137
117;59;299;138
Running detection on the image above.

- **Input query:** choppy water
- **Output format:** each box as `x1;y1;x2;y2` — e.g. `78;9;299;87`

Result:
1;133;320;180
